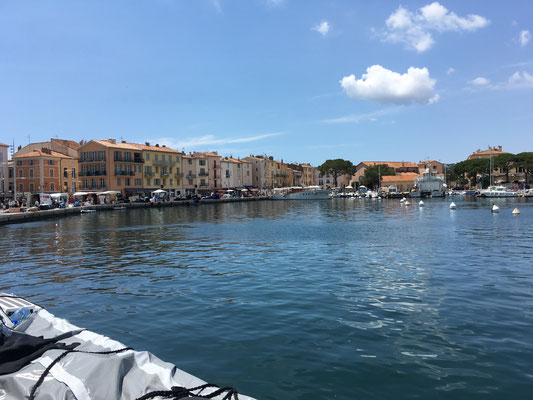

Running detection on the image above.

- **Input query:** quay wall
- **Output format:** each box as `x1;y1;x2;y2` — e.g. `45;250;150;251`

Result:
0;197;268;226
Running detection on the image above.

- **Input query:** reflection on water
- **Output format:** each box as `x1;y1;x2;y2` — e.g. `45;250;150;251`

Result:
1;198;533;400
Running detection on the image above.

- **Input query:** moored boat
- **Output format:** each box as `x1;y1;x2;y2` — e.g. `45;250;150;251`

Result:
271;186;329;200
478;186;518;198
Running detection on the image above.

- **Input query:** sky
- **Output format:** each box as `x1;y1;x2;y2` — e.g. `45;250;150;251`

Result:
0;0;532;165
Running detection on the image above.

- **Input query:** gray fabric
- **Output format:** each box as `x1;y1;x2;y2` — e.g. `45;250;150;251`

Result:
0;307;255;400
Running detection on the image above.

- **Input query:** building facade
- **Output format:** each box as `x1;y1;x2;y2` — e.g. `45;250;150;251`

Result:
140;143;182;196
78;139;143;195
0;142;8;199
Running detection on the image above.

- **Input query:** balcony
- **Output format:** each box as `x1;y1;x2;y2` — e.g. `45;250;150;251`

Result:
133;157;144;163
198;171;208;177
115;171;135;176
185;174;196;179
79;158;106;163
79;171;107;177
145;172;154;177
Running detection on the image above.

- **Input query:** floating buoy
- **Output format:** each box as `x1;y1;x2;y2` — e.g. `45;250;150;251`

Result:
400;197;406;203
491;204;500;213
512;208;520;215
419;200;424;206
450;202;456;209
405;201;410;205
378;197;382;201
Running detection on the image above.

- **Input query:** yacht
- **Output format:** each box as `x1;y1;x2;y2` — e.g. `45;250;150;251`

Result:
413;168;446;197
478;186;518;198
271;186;330;200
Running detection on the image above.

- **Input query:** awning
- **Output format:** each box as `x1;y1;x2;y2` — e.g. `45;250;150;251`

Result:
153;189;167;194
100;191;120;195
73;192;89;196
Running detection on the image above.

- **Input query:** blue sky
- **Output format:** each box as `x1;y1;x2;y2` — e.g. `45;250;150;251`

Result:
0;0;531;165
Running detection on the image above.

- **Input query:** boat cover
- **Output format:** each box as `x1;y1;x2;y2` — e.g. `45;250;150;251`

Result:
0;295;255;400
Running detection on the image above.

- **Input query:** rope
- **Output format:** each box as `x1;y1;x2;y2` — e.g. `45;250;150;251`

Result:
28;346;133;400
136;383;240;400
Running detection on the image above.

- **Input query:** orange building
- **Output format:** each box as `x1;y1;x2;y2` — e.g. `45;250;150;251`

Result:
77;139;144;195
13;148;73;194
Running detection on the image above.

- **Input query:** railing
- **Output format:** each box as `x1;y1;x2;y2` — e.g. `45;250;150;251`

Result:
79;171;107;177
198;171;208;176
114;171;135;176
133;158;144;163
145;172;154;177
79;158;106;163
186;174;196;178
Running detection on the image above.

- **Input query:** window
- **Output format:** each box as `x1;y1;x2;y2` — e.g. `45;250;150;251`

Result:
83;180;88;189
146;178;151;186
29;160;34;166
135;178;141;186
29;169;34;178
125;178;131;186
16;160;22;166
154;178;161;186
200;179;206;186
125;152;131;161
154;154;158;162
199;160;206;166
170;179;173;186
114;151;121;161
18;169;23;178
162;154;166;162
19;183;23;192
72;168;76;178
135;165;141;173
226;170;230;178
50;183;55;191
91;179;97;188
48;160;55;165
155;167;159;173
146;153;150;160
188;159;192;165
100;179;106;188
188;179;193;185
50;169;54;177
29;183;34;192
117;178;121;186
64;168;68;178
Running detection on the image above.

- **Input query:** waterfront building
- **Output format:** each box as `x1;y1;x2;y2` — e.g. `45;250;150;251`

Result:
352;161;419;186
77;139;144;195
139;142;183;197
380;173;419;192
0;142;8;199
244;155;274;190
241;159;253;187
182;154;198;195
417;160;444;175
287;163;304;187
301;163;318;186
467;145;506;160
13;148;74;195
193;152;222;191
220;157;241;189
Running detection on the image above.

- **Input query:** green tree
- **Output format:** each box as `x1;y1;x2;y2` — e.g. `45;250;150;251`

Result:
515;152;533;185
452;159;490;188
494;153;516;183
318;159;356;187
360;164;395;189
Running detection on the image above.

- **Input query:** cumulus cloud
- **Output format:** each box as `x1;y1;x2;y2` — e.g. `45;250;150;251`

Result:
312;21;330;36
383;2;489;52
519;30;531;47
469;77;490;86
340;65;438;105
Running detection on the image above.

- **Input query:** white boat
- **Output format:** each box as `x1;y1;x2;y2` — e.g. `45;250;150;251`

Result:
0;293;254;400
478;186;518;198
414;168;446;197
271;186;329;200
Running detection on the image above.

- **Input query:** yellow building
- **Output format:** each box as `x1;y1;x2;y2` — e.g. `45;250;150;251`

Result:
139;143;183;196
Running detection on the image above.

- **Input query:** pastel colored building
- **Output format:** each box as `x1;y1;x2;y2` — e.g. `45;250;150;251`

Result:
352;161;419;186
140;142;183;197
380;173;419;192
78;139;144;195
193;152;222;190
13;148;73;195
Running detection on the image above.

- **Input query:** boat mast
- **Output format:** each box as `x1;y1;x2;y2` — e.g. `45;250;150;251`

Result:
489;147;492;187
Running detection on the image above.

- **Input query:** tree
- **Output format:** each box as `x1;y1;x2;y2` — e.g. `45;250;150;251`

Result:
360;164;395;189
515;152;533;185
494;153;516;183
452;159;490;188
318;159;356;187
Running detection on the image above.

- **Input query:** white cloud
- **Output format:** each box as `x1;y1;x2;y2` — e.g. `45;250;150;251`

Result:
446;67;456;75
312;21;330;37
155;132;283;150
519;30;531;47
469;77;490;86
508;71;533;87
340;65;438;105
321;108;397;124
383;2;489;52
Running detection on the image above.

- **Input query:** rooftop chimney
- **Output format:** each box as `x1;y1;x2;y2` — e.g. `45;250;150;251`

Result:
122;140;126;143
498;145;502;151
155;144;159;147
145;142;150;146
108;138;116;144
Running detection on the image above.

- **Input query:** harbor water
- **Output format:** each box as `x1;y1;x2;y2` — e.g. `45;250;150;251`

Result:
1;198;533;399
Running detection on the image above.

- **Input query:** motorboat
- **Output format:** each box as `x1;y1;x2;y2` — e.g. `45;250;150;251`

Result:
271;186;329;200
478;186;518;198
413;168;446;197
0;293;253;400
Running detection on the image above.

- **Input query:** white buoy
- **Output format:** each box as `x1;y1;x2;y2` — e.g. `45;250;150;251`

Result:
450;202;456;209
512;208;520;215
419;200;424;206
400;197;406;203
378;197;382;201
405;201;410;205
491;204;500;213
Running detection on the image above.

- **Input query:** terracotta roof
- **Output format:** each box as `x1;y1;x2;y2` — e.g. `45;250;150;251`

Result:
417;160;442;166
381;172;419;183
360;161;418;169
0;142;9;147
88;139;180;153
467;149;508;160
15;150;73;159
51;138;81;149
